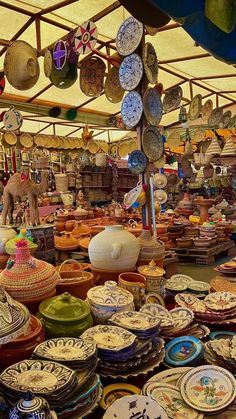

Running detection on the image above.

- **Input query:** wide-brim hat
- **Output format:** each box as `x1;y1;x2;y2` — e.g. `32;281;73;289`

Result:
119;0;171;27
4;40;40;90
50;60;78;89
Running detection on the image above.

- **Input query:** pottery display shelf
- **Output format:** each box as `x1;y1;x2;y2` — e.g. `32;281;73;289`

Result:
194;198;215;223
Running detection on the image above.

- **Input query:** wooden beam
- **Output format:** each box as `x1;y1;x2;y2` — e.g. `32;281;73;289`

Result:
35;123;52;134
0;1;34;16
35;17;41;50
157;22;180;32
67;127;83;136
191;73;236;81
76;92;105;110
159;53;210;65
38;0;79;15
0;16;35;57
27;84;53;103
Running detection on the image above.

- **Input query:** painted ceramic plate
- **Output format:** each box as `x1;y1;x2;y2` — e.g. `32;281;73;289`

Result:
142;126;164;161
109;311;160;331
103;394;168;419
201;99;213;121
33;338;97;362
143;88;163;125
53;40;67;70
205;292;236;311
208;108;223;127
170;307;194;331
163;86;183;113
169;274;194;285
180;365;236;413
165;336;203;367
81;325;136;351
44;49;52;77
0;360;75;394
87;282;133;307
140;304;174;328
128;150;147;174
188;281;210;292
105;67;124;104
143;42;158;84
121;91;143;129
165;282;188;292
147;367;193;387
119;53;143;91
153;173;167;189
189;94;202;121
142;383;203;419
154;189;167;204
209;331;236;340
74;20;98;55
221;110;232;128
116;17;143;56
100;384;140;410
3;107;23;131
80;56;105;97
145;293;165;306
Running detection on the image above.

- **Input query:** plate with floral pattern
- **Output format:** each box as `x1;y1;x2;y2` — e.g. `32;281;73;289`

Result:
121;91;143;129
128;150;147;174
140;304;174;328
33;338;97;362
109;311;160;331
81;325;136;351
170;307;194;331
205;292;236;311
119;53;143;91
143;88;163;126
180;365;236;413
116;17;143;56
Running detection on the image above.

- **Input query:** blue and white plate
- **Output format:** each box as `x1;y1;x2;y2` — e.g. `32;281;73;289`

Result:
119;53;143;91
128;150;147;174
121;91;143;129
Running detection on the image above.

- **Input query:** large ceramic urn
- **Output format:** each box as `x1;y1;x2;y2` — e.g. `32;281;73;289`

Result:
88;225;140;271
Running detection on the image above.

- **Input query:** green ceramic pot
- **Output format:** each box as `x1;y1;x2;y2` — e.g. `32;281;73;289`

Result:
37;292;93;338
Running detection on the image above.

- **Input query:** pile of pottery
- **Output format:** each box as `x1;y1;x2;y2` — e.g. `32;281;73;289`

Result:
205;336;236;373
142;364;236;417
165;274;210;298
81;324;165;379
109;310;160;339
0;239;58;312
210;276;236;293
138;227;165;267
0;359;102;417
175;291;236;326
175;192;195;216
56;259;93;299
215;258;236;277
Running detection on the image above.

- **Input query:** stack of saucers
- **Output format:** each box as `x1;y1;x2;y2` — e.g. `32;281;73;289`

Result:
32;337;98;372
215;259;236;278
0;359;102;418
165;274;210;299
81;325;165;379
204;335;236;373
109;310;160;339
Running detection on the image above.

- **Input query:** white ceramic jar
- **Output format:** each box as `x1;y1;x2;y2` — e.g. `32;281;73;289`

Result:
88;225;140;271
0;226;16;254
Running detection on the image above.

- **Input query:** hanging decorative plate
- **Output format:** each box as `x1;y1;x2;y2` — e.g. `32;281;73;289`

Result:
143;42;158;84
66;29;78;64
121;91;143;129
208;107;223;127
163;86;183;113
109;311;160;331
205;292;236;311
105;67;124;103
118;142;129;158
143;383;203;419
3;107;23;131
4;131;17;145
153;173;167;189
143;87;163;125
180;365;236;413
189;94;202;120
100;383;140;410
81;325;136;351
119;53;143;91
221;110;232;128
142;125;164;161
33;337;97;362
20;132;33;148
103;394;168;419
52;40;67;70
0;360;75;394
0;72;5;95
154;189;168;204
165;336;203;367
80;56;105;97
201;99;213;121
153;155;166;169
44;49;53;78
128;150;147;174
74;20;98;55
116;17;143;56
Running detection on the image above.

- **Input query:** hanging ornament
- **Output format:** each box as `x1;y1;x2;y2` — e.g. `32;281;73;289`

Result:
74;21;98;55
53;40;67;70
179;105;188;123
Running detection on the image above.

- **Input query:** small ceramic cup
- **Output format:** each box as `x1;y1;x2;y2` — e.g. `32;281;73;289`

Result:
118;272;146;309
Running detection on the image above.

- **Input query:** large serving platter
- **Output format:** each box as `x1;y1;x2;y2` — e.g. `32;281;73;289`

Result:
81;325;136;352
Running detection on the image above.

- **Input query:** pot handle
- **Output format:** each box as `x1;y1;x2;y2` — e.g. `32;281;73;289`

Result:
111;243;122;259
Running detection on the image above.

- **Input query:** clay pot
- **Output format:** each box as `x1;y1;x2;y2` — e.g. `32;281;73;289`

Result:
156;224;168;234
194;237;211;248
54;232;79;251
138;260;165;294
90;265;137;285
177;192;194;210
57;270;94;300
74;207;88;220
56;220;65;232
118;272;146;309
71;221;90;239
176;237;194;248
65;220;75;232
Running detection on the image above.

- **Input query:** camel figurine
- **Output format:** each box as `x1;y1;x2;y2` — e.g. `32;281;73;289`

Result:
2;171;49;225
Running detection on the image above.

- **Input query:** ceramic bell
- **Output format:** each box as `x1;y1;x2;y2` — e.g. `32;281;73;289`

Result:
9;391;53;419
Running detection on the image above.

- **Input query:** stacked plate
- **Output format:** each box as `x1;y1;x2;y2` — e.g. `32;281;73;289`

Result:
215;259;236;277
32;337;98;371
81;325;165;379
164;336;204;367
109;311;160;339
205;335;236;373
165;274;210;298
0;359;102;417
210;277;236;294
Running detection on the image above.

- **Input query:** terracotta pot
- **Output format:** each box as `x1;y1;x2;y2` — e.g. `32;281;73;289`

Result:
156;224;168;234
0;253;9;269
56;220;65;233
54;232;79;251
194;237;211;248
90;225;105;237
118;272;146;309
176;237;194;248
90;265;137;285
71;221;91;238
65;220;75;232
57;270;94;300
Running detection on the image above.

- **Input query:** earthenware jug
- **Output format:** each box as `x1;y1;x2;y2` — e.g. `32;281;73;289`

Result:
118;272;146;309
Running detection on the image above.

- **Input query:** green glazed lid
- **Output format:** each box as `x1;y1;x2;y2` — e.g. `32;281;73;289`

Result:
39;292;91;322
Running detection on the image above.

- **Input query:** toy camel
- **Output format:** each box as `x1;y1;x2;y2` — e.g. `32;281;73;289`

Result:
2;171;48;225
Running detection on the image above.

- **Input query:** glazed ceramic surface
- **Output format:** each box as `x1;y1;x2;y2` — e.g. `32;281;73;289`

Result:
147;367;193;387
119;53;143;91
143;88;163;126
142;125;164;161
170;308;194;331
205;292;236;311
109;311;160;331
81;325;136;351
121;91;143;129
180;365;236;413
100;383;140;410
165;336;203;367
116;17;143;56
128;150;147;174
88;225;140;271
143;42;158;84
33;337;97;362
140;304;174;329
87;281;133;308
163;86;183;113
9;391;51;419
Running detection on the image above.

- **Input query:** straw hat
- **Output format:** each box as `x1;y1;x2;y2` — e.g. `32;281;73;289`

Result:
4;41;40;90
20;132;33;148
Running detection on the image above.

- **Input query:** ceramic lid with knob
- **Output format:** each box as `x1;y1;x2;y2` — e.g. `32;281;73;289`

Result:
138;260;165;278
87;281;134;308
38;292;91;322
9;391;52;419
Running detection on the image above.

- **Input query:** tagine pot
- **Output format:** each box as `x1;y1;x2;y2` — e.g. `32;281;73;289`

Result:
88;225;140;271
138;227;165;268
37;292;93;338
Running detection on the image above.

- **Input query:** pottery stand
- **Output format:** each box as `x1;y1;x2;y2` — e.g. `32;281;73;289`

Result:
194;198;215;223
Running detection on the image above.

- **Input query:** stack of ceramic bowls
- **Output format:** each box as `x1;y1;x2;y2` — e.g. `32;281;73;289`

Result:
32;337;98;372
215;259;236;277
0;359;102;418
81;325;165;379
164;336;204;367
109;310;160;339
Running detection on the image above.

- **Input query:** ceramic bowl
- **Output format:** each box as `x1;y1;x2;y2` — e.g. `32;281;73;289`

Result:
176;237;193;248
165;336;203;367
194;237;211;248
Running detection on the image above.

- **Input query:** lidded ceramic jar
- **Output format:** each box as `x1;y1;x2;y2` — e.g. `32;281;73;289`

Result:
0;239;58;303
88;225;140;271
9;391;53;419
0;225;16;254
138;260;165;294
138;227;165;267
37;292;93;338
87;280;134;324
177;193;194;210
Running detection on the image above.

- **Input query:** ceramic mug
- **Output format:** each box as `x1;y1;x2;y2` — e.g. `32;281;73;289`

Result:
118;272;146;309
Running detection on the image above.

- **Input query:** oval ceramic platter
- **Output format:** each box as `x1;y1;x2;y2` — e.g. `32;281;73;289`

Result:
128;150;147;174
140;304;174;328
180;365;236;413
121;91;143;129
142;382;203;419
142;125;164;161
116;17;143;56
119;53;143;91
170;307;194;331
143;87;163;125
81;325;136;351
208;108;223;127
109;311;160;331
103;394;168;419
33;338;97;362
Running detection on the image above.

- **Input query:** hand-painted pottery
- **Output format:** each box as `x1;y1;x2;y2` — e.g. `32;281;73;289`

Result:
119;53;143;91
118;272;146;309
138;260;165;294
140;304;174;330
74;20;98;55
180;365;236;413
205;292;236;311
165;336;203;367
109;311;160;336
143;88;163;126
37;292;93;338
116;17;143;56
9;391;52;419
80;56;105;97
163;85;183;113
147;367;193;387
142;125;164;161
209;330;236;340
170;307;194;331
3;107;23;131
0;225;16;254
143;42;158;84
121;91;143;129
105;66;125;104
100;383;140;410
88;225;140;271
81;325;136;352
103;394;168;419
